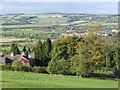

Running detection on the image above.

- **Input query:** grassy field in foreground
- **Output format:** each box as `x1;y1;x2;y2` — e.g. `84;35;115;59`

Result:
2;71;118;88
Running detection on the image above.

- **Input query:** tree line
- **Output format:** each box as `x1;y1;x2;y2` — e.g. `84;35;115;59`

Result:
8;23;119;78
10;32;120;78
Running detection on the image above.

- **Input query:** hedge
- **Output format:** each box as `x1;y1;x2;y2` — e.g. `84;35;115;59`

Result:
1;64;47;73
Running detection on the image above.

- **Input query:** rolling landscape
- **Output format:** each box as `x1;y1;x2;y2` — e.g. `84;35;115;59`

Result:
0;13;118;50
0;1;119;89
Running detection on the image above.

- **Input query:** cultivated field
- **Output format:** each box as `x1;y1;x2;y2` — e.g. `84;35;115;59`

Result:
0;30;59;34
0;38;27;42
2;71;118;88
0;24;50;29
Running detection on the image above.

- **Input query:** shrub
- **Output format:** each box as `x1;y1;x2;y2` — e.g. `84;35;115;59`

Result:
12;60;23;71
2;64;14;71
71;58;94;77
112;67;120;78
13;66;22;71
2;64;31;72
21;66;31;72
12;60;22;67
33;67;47;73
47;59;71;75
1;64;47;74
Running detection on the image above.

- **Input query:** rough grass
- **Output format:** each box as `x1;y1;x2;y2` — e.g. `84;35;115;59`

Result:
2;71;118;88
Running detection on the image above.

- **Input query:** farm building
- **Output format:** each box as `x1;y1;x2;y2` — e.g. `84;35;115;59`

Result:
0;51;34;66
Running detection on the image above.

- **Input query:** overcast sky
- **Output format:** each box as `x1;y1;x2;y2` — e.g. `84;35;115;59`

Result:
0;0;118;14
1;0;119;2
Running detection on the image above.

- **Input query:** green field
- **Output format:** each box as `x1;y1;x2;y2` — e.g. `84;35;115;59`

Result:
1;47;23;51
1;24;51;29
20;14;62;17
29;17;68;24
0;30;59;34
2;71;118;88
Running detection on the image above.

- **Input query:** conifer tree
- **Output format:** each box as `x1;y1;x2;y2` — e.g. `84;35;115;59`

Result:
25;51;28;57
43;38;52;66
28;48;31;52
11;43;20;55
34;40;44;66
22;46;27;52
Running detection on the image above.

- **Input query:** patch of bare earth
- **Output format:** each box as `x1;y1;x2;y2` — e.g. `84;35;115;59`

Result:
0;39;23;42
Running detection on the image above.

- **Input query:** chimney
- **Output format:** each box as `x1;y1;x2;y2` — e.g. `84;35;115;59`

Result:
28;54;31;58
28;52;31;58
21;51;25;56
10;52;14;56
0;51;4;57
0;51;2;56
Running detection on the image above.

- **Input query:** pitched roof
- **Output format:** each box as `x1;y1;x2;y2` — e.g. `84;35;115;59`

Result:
0;52;34;64
0;57;5;64
22;55;29;60
4;55;21;61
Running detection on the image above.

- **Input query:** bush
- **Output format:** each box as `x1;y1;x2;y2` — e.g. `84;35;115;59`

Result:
1;64;31;72
13;66;23;71
93;67;120;78
33;67;47;73
112;67;120;78
12;60;22;67
12;60;24;71
47;59;71;75
2;64;14;71
1;64;47;74
21;66;31;72
71;58;94;77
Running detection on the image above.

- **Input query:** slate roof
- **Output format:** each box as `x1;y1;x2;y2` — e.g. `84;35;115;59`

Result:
22;55;29;60
4;55;21;61
0;55;21;64
0;52;34;65
0;56;5;64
